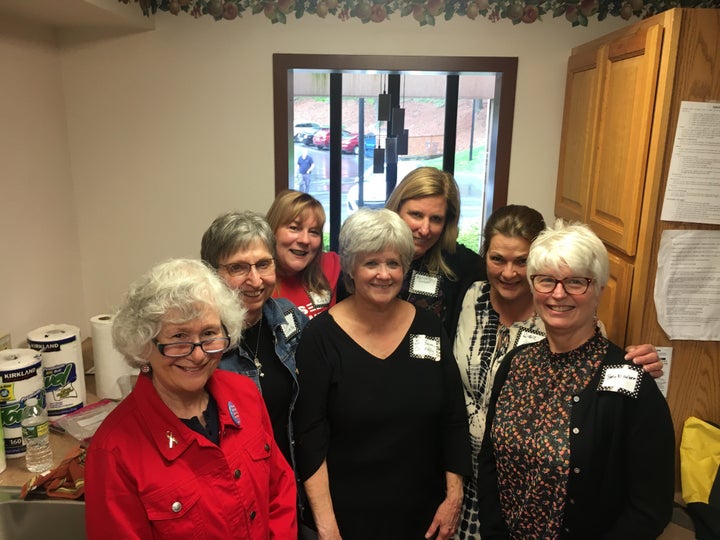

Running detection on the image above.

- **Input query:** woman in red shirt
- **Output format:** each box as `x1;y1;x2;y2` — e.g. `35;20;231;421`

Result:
85;259;297;539
266;190;341;319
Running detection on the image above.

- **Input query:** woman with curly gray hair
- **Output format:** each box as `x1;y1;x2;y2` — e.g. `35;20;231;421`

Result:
85;259;297;539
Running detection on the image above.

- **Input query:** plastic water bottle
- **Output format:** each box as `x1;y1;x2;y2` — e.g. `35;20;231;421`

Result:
21;398;54;473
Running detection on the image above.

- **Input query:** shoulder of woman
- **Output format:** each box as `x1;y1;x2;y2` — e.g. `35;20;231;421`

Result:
462;279;490;302
302;309;333;332
265;296;310;330
268;295;301;315
213;368;260;392
445;243;481;262
445;244;483;276
601;339;633;365
320;251;341;272
409;302;445;333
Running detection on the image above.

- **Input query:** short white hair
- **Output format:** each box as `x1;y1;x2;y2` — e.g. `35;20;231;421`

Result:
339;208;414;294
527;219;609;292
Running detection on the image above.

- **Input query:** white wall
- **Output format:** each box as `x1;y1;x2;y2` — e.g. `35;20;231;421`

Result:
0;19;85;347
2;11;632;341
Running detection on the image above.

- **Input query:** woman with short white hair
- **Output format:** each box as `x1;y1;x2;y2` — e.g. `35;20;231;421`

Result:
294;208;471;540
476;220;674;539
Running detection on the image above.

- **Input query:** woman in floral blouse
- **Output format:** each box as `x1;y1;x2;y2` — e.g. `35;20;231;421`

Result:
476;220;674;539
453;206;663;540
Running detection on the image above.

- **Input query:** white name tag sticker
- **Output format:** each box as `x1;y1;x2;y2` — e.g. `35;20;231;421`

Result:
409;271;440;297
308;289;331;308
597;364;643;398
410;334;441;361
514;327;545;348
280;311;299;340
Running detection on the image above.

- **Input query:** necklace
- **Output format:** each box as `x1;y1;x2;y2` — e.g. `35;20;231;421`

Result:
243;315;264;377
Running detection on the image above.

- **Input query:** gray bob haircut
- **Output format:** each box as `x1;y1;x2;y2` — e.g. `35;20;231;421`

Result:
201;211;275;268
339;208;415;294
527;219;609;293
112;259;246;367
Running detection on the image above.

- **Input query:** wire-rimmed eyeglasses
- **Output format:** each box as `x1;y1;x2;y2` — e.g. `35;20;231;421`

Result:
218;258;275;278
530;275;593;296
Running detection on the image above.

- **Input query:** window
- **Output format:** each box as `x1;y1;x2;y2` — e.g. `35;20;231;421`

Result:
273;55;517;252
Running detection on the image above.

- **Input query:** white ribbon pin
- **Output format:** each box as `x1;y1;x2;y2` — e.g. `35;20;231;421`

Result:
166;431;178;449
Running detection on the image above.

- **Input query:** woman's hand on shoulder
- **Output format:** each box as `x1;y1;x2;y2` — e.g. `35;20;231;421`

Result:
625;343;663;379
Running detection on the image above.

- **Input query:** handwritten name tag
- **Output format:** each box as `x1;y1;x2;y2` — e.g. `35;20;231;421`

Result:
410;334;441;361
514;327;545;348
308;289;331;308
409;271;440;297
281;311;299;340
597;364;643;398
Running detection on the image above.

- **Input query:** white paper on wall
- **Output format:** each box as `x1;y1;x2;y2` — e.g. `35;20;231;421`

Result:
654;229;720;340
661;101;720;225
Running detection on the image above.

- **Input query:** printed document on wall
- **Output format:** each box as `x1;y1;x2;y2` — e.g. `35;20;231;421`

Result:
654;230;720;340
660;101;720;225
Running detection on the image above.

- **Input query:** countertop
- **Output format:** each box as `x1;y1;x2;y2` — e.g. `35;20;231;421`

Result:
0;374;100;488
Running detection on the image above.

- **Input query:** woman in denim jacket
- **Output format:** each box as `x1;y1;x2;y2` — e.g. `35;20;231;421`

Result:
201;210;309;468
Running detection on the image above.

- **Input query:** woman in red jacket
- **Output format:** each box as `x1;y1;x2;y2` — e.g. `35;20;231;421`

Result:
85;258;297;539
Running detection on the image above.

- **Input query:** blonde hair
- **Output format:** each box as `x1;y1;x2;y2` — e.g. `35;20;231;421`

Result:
385;167;460;279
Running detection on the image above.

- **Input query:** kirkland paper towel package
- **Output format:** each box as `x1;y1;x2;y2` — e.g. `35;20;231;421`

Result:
27;324;86;418
90;314;138;399
0;349;46;458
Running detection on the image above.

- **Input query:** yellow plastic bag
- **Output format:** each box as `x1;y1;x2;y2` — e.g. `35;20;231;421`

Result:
680;416;720;505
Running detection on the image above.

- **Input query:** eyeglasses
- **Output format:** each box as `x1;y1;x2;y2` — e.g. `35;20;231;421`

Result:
218;258;275;278
153;337;231;358
530;275;593;295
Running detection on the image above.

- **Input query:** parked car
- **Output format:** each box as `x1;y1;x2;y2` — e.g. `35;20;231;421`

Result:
347;160;425;213
294;122;322;145
341;132;376;154
313;128;356;150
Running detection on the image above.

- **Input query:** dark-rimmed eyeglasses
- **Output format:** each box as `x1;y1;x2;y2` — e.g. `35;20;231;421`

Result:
218;258;275;278
153;337;230;358
530;275;593;295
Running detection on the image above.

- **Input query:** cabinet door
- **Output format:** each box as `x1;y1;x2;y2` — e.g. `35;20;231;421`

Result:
588;24;663;256
597;250;634;345
555;48;602;223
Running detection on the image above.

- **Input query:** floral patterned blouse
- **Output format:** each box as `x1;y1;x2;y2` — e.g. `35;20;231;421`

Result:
491;331;606;539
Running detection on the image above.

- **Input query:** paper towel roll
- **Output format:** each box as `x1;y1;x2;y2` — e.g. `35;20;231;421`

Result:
90;314;138;399
0;424;6;472
0;348;45;458
27;324;86;417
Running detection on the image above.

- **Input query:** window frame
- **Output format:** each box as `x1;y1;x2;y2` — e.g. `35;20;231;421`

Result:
273;54;518;249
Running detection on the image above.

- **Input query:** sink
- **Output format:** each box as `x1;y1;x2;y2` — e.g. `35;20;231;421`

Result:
0;487;85;540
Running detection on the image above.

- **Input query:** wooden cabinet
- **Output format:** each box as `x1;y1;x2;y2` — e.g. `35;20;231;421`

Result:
555;8;720;482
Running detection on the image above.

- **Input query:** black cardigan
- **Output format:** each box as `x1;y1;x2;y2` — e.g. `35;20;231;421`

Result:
476;339;675;540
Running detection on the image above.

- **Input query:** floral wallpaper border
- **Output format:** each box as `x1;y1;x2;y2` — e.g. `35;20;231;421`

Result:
122;0;720;26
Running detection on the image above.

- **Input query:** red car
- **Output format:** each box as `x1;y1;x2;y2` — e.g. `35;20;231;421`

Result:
341;132;361;154
313;128;350;150
343;132;376;155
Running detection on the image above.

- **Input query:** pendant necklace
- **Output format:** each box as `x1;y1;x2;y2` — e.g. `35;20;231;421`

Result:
244;315;264;377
